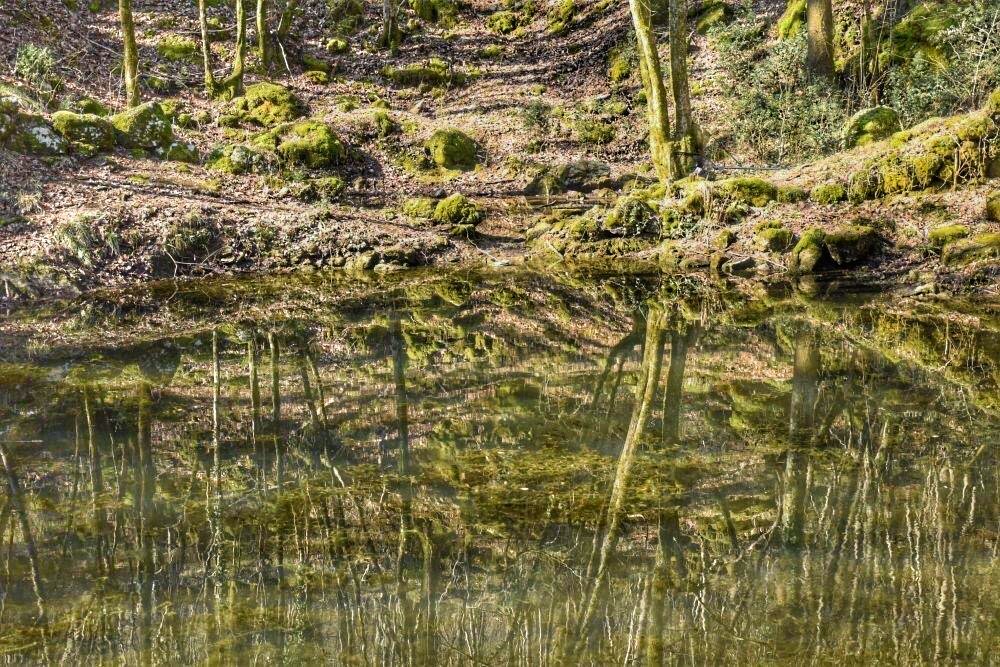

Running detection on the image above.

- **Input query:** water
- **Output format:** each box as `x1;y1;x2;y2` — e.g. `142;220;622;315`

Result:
0;269;997;664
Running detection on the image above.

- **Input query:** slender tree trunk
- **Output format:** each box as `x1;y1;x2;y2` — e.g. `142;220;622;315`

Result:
256;0;270;68
119;0;140;107
629;0;676;182
379;0;400;53
782;334;820;548
0;442;46;622
199;0;247;97
198;0;217;94
806;0;835;76
668;0;700;174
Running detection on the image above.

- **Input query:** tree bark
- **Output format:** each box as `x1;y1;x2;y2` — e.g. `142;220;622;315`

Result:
806;0;835;76
629;0;676;182
668;0;700;174
119;0;140;107
256;0;270;69
199;0;247;97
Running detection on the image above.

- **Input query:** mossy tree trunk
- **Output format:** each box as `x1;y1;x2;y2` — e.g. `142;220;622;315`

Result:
629;0;677;183
256;0;270;69
198;0;247;98
781;334;820;548
668;0;701;175
379;0;401;54
119;0;140;107
806;0;835;76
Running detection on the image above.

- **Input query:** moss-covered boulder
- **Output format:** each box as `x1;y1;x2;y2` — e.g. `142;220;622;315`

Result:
789;228;826;273
426;128;478;170
526;160;612;195
843;106;901;148
602;196;656;236
433;194;483;234
755;221;793;252
206;143;276;174
942;233;1000;267
384;59;466;88
714;177;778;207
221;83;304;128
824;224;879;266
811;182;847;204
73;96;110;116
928;224;969;249
987;191;1000;222
255;120;346;168
5;112;68;155
163;140;199;163
51;110;115;156
402;197;437;219
487;10;519;34
111;101;173;149
777;185;808;203
694;0;731;34
325;37;349;54
295;176;346;202
156;34;198;61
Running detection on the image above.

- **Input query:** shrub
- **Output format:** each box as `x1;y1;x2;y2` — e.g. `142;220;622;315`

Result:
522;99;551;132
14;44;56;91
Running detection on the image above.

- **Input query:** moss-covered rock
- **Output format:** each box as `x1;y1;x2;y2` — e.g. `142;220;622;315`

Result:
843;107;901;148
714;177;778;207
295;176;346;202
6;112;68;155
221;83;304;128
942;233;1000;267
325;37;349;54
304;70;329;85
302;53;331;73
789;228;826;273
777;184;808;203
928;224;969;249
777;0;805;39
602;196;656;236
546;0;576;34
73;96;110;116
156;34;198;61
694;0;731;34
715;228;736;249
51;110;115;155
987;191;1000;222
755;221;793;252
433;194;483;234
811;182;847;204
824;224;879;266
402;197;437;219
426;128;478;170
486;10;519;34
206;143;276;174
163;140;199;163
110;101;173;149
526;160;612;195
255;120;346;168
384;59;466;88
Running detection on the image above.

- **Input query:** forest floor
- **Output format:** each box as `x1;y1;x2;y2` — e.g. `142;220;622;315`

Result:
0;0;998;299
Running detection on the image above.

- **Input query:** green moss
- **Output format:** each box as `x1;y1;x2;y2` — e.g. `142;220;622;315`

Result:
425;128;478;170
824;224;879;266
811;182;847;205
206;143;275;174
302;53;331;73
608;44;635;85
163;140;199;163
755;221;792;252
384;59;466;88
777;0;805;39
480;44;504;58
410;0;458;26
789;228;826;273
433;194;483;234
574;117;615;144
325;37;349;54
602;196;656;236
373;110;398;137
156;34;198;61
402;197;437;219
110;101;173;149
987;191;1000;222
221;83;304;128
941;233;1000;266
73;96;110;116
6;113;68;155
296;176;346;202
51;110;115;155
715;228;736;249
304;70;329;85
487;10;519;34
526;160;612;195
843;106;901;148
694;0;731;34
546;0;575;34
928;224;969;249
886;1;961;70
777;185;808;203
714;177;777;207
256;120;346;168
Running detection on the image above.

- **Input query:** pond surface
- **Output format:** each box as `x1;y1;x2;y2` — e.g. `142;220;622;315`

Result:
0;269;997;664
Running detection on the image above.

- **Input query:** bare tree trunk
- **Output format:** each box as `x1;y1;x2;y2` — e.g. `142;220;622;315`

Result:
629;0;676;182
199;0;247;97
782;334;821;548
198;0;217;94
119;0;140;107
806;0;835;76
256;0;270;69
379;0;400;53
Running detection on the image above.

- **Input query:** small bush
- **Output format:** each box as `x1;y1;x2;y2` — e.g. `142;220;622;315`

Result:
14;44;56;90
522;99;552;132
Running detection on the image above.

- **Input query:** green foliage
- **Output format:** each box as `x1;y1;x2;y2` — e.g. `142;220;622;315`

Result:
156;34;198;61
546;0;575;34
221;83;305;128
162;212;217;261
522;99;551;132
14;44;56;92
425;128;479;170
928;224;969;249
716;26;847;164
384;59;467;88
487;10;520;34
811;182;847;205
574;116;614;145
694;0;732;34
110;101;173;149
714;177;778;208
53;211;120;266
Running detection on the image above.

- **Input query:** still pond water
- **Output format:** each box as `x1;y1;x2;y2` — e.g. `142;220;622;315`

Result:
0;269;997;664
